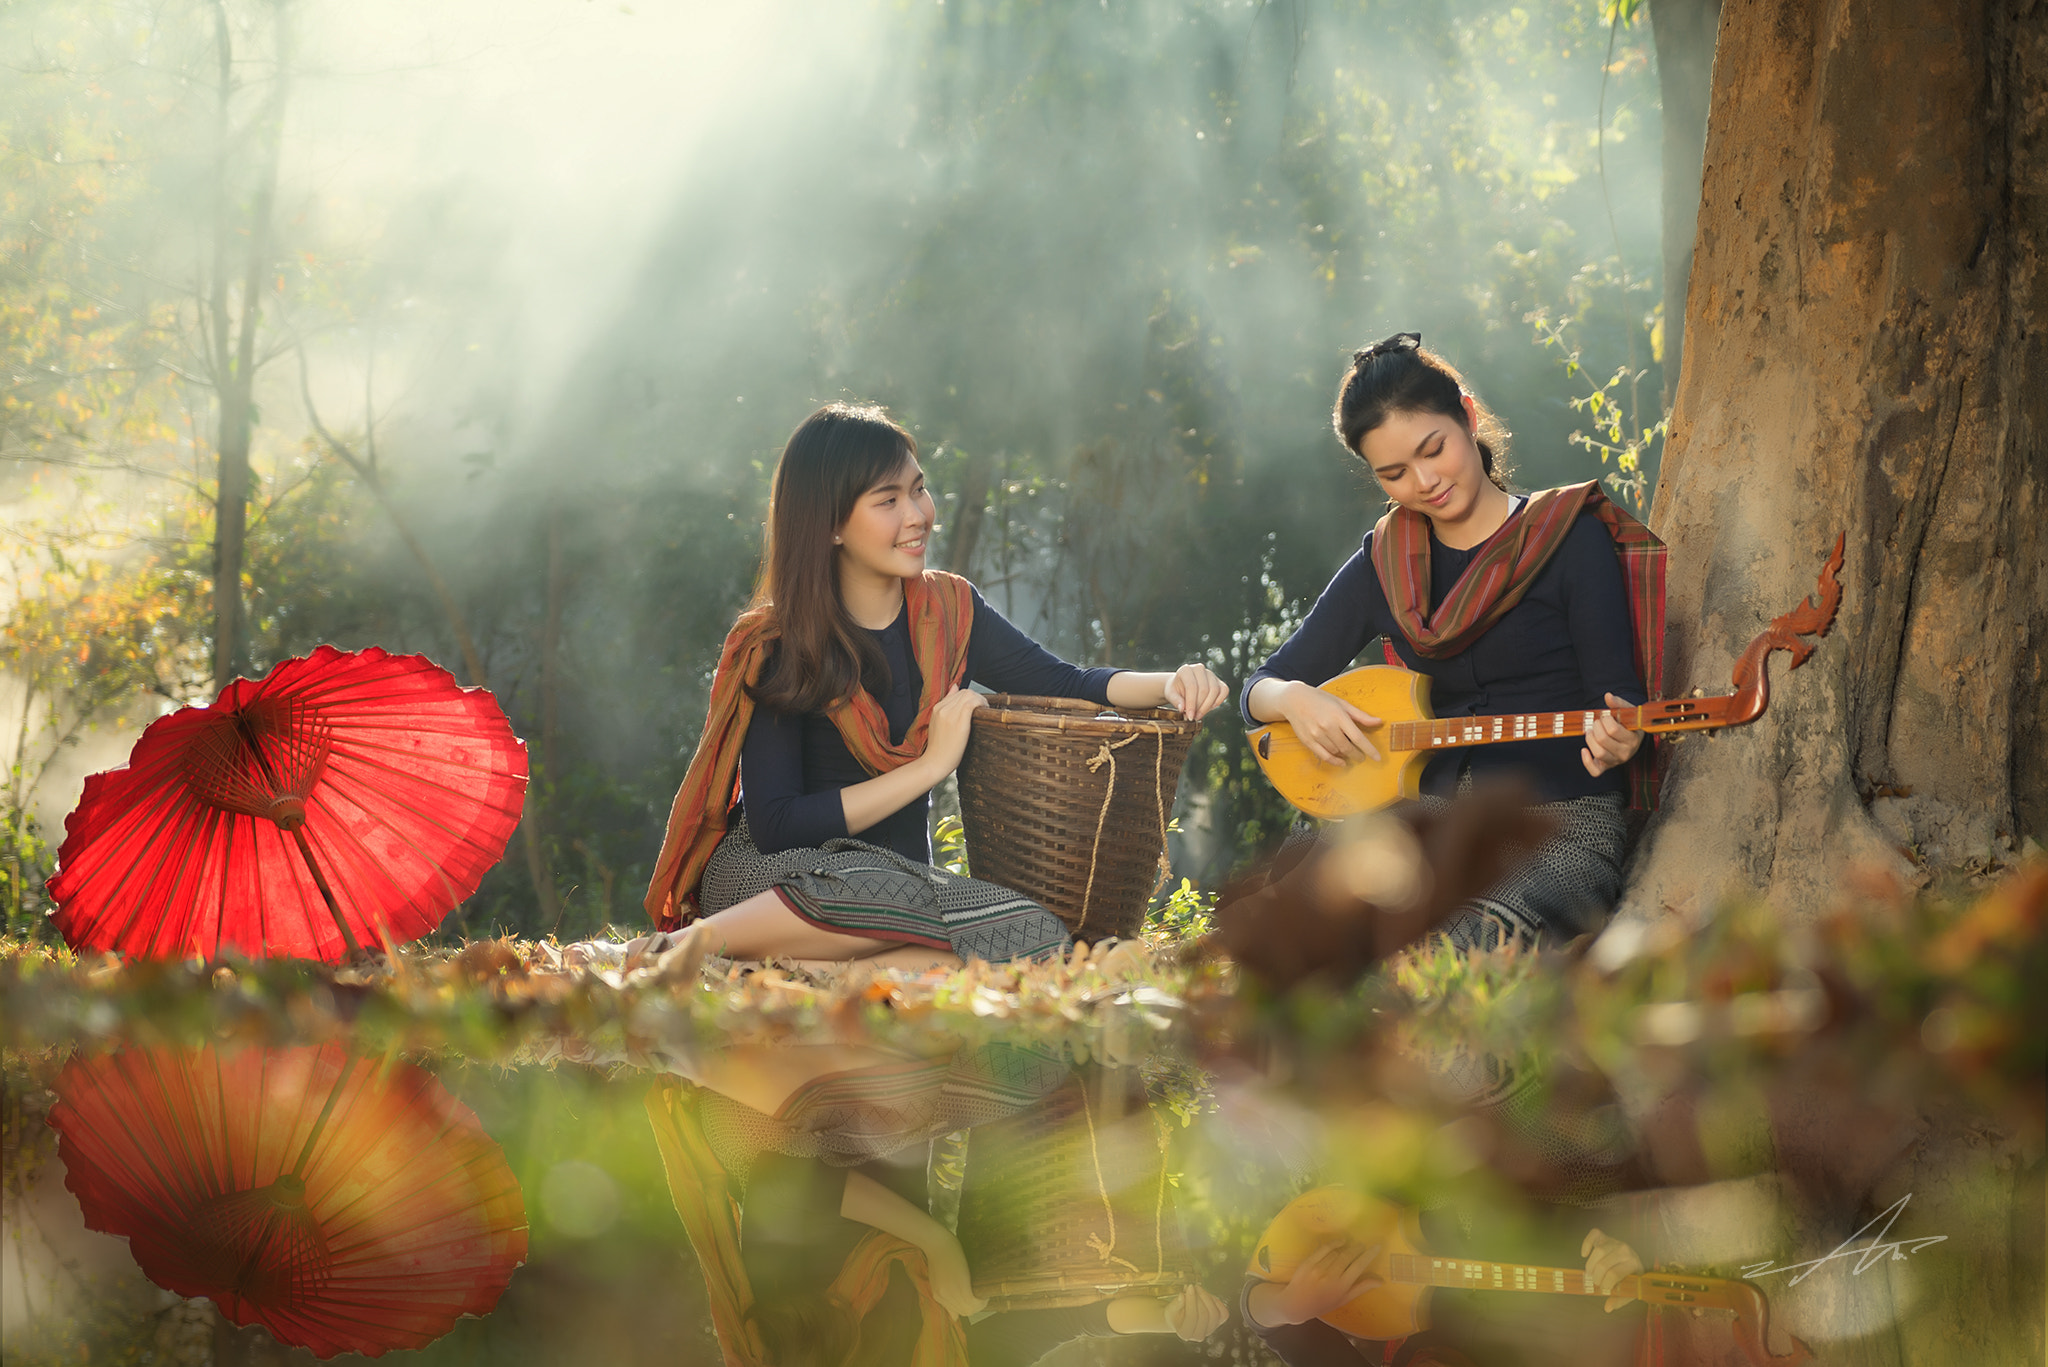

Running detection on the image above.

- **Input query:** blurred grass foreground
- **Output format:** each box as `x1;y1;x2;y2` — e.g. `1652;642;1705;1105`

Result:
3;849;2044;1366
5;850;2042;1123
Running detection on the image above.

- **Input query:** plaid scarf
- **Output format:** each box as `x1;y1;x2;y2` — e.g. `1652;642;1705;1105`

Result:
1370;481;1667;809
643;571;977;929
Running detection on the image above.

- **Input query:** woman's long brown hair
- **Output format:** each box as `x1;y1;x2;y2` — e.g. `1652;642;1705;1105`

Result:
747;402;918;715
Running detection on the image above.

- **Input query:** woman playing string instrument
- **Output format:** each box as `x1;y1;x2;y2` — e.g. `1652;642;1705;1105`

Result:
1241;333;1662;949
645;401;1228;966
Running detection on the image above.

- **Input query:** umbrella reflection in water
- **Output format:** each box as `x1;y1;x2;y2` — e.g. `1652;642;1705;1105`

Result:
48;1042;528;1359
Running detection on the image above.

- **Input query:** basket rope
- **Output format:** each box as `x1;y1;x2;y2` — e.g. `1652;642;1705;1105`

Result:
1075;728;1171;938
1078;1083;1142;1277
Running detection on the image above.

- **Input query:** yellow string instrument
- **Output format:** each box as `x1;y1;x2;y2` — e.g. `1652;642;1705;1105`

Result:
1249;1187;1812;1366
1248;535;1843;818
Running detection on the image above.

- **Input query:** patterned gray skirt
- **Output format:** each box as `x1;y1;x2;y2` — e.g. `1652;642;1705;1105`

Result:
1421;790;1630;951
695;1040;1072;1182
699;815;1073;963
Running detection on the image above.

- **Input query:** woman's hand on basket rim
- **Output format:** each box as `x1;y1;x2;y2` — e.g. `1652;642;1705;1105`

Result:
925;1235;989;1319
1162;663;1229;721
1163;1284;1231;1341
921;686;988;779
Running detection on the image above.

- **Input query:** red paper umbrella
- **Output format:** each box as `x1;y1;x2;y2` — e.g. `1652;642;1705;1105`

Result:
49;1043;529;1359
47;645;527;961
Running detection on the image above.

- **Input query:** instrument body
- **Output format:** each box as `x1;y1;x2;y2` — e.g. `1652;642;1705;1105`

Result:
1248;535;1845;819
1247;1187;1431;1339
1247;668;1435;819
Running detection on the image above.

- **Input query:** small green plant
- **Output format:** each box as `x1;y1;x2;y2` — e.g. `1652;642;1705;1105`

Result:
1145;877;1216;942
933;812;970;876
1526;307;1667;514
2;797;55;942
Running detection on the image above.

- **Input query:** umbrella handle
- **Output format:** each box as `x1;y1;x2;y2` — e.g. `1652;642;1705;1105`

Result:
288;826;365;960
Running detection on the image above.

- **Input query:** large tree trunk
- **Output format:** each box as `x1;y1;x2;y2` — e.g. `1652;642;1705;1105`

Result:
1624;0;2048;923
1647;0;1721;408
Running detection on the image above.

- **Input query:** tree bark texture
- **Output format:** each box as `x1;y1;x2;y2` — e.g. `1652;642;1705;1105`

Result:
1626;0;2048;923
1648;0;1723;408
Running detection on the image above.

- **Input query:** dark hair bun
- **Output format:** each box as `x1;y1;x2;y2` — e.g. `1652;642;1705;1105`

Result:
1333;336;1512;489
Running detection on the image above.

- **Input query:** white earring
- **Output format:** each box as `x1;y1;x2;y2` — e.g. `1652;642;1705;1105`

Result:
833;536;842;544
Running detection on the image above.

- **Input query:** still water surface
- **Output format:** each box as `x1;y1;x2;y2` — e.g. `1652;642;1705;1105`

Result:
0;1020;2025;1366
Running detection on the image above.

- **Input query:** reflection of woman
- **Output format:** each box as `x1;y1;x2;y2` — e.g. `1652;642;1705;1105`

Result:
645;402;1226;966
1242;334;1661;949
647;1056;1229;1367
674;1039;1072;1177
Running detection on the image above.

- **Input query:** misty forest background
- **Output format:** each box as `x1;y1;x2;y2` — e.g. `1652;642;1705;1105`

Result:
1;0;1683;942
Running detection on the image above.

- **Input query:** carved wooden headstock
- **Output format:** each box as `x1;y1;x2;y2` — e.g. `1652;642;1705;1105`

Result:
1632;533;1845;736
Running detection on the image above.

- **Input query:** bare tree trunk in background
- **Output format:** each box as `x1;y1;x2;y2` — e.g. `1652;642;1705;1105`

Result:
1625;0;2048;927
1646;0;1721;408
207;0;290;695
301;365;558;928
944;450;991;575
528;506;566;927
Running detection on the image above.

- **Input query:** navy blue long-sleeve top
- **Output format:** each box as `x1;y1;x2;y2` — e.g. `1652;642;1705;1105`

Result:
740;585;1120;861
1241;505;1644;804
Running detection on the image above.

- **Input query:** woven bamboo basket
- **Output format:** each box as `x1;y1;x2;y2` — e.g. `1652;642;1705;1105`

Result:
957;1073;1195;1311
954;695;1200;942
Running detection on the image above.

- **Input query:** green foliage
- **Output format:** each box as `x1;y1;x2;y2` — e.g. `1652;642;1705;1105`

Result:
3;0;1671;924
1144;877;1216;942
934;811;970;877
1526;303;1667;512
1;794;55;939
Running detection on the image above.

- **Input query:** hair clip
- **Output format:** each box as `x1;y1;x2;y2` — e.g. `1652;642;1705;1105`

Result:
1352;331;1422;367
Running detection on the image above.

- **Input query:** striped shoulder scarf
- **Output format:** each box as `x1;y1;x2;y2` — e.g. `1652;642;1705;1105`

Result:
1370;481;1667;809
643;571;977;930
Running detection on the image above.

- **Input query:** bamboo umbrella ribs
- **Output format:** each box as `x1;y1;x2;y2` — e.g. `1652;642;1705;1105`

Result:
49;1043;528;1359
47;645;528;962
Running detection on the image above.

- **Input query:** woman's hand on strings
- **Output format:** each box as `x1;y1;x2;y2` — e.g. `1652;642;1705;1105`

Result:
1162;663;1230;721
1278;680;1382;766
1581;1227;1643;1312
1581;693;1644;777
1248;1238;1383;1327
922;686;988;779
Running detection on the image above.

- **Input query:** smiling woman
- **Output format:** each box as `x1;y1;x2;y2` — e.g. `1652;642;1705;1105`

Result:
642;402;1228;965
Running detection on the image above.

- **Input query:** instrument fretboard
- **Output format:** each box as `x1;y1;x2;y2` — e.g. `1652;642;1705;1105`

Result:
1386;1253;1598;1296
1384;693;1734;753
1387;711;1601;752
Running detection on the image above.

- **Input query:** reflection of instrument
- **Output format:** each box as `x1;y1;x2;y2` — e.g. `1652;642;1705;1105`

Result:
1249;1188;1812;1367
1249;535;1844;818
